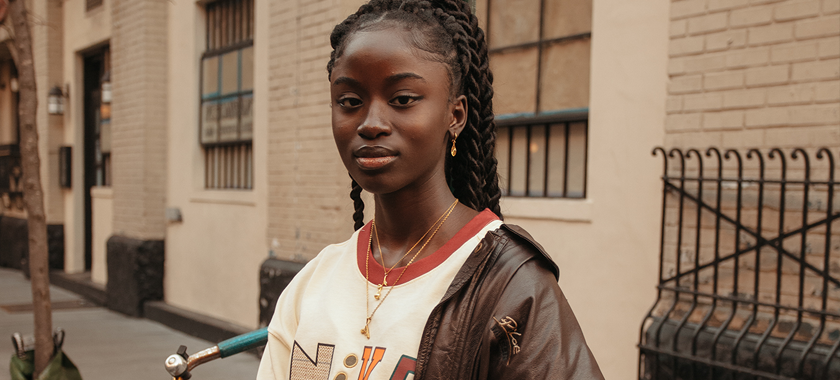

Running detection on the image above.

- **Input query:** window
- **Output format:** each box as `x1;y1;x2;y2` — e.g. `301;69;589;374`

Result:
201;0;254;190
86;0;103;11
496;112;588;198
485;0;591;198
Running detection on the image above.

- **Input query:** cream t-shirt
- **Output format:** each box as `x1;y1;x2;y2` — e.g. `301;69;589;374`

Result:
257;210;501;380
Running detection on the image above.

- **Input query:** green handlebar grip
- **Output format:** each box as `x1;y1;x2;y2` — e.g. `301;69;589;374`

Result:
218;327;269;358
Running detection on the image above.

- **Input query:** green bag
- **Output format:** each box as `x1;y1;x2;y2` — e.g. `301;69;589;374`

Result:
9;349;82;380
10;329;82;380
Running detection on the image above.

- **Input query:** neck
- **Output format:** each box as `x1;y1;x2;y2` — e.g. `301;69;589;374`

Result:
371;176;478;267
373;177;456;242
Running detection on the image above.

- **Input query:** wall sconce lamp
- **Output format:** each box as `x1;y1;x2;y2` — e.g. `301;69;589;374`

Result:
48;85;66;115
101;71;111;104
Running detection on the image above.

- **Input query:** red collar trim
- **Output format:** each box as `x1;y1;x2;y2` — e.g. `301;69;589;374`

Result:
356;209;499;285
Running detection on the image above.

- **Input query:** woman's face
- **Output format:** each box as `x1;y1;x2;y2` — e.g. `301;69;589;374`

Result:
330;26;466;196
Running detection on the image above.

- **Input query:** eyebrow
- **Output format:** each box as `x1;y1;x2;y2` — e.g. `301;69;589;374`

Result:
332;76;361;87
385;72;426;85
332;72;426;87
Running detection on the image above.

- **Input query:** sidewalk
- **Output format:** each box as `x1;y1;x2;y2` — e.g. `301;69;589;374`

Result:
0;267;260;380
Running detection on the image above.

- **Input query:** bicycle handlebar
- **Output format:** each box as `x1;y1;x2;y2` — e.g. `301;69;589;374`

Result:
219;327;268;358
165;327;269;379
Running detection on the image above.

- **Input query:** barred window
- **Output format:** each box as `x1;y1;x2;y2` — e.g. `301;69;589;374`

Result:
201;0;254;190
496;113;588;198
485;0;592;198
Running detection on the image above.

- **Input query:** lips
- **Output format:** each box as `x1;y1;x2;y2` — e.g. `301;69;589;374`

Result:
354;146;398;170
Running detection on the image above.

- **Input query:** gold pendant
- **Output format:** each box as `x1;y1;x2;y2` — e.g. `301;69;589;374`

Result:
360;318;371;339
374;278;386;300
374;284;383;300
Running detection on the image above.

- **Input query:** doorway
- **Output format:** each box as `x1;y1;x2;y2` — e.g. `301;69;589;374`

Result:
82;47;109;271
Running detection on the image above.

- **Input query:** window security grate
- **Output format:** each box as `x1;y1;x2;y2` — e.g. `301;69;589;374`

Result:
204;143;252;190
496;113;587;198
202;0;254;190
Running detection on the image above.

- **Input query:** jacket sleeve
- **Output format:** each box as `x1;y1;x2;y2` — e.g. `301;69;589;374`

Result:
481;258;604;380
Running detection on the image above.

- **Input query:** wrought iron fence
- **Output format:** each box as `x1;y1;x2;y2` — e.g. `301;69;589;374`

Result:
638;147;840;380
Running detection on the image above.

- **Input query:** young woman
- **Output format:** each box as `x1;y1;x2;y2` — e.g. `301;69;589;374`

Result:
257;1;603;379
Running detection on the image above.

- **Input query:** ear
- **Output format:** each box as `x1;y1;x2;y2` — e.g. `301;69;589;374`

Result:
448;94;468;138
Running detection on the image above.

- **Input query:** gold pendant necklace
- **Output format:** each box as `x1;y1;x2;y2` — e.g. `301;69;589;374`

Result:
374;281;385;301
360;317;371;339
370;200;457;300
362;199;459;339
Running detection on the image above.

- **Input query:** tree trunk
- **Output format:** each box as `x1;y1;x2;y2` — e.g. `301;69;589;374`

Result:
8;0;54;375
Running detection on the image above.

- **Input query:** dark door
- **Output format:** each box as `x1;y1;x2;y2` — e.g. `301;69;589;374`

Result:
82;49;108;271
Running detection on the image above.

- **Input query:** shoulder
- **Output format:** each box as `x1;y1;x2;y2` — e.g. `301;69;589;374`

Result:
278;231;359;292
478;226;604;379
266;232;359;333
481;223;562;310
469;223;562;315
486;223;559;281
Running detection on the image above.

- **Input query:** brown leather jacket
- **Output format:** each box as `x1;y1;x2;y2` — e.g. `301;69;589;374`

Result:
415;224;604;380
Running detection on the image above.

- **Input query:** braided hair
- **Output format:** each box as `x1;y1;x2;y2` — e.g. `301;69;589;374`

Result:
328;0;502;230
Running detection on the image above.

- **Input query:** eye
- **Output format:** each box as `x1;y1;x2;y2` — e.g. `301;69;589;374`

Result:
337;96;363;108
391;95;420;106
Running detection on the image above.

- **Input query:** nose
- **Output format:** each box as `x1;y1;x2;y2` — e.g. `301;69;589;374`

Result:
357;100;391;140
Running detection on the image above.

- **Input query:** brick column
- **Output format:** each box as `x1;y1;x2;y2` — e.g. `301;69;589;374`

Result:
265;0;365;263
107;0;168;316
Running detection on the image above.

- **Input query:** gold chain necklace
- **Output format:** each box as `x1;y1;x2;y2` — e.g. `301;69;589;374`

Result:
372;199;458;300
361;199;459;339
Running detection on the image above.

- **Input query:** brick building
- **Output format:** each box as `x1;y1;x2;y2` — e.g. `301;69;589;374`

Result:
0;0;836;378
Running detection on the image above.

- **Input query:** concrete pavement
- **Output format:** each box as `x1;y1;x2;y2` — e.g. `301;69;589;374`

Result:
0;267;260;380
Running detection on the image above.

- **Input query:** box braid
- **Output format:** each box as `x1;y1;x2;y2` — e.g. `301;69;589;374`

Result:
350;176;366;230
327;0;502;230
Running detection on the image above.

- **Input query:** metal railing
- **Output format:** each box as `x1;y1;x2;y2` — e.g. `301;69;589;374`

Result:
639;147;840;380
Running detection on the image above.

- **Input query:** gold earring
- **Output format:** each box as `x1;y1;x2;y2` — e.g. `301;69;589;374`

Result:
451;132;458;157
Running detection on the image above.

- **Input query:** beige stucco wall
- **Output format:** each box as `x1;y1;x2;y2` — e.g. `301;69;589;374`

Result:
61;0;112;273
90;186;112;285
161;0;269;328
474;0;669;377
578;0;669;375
